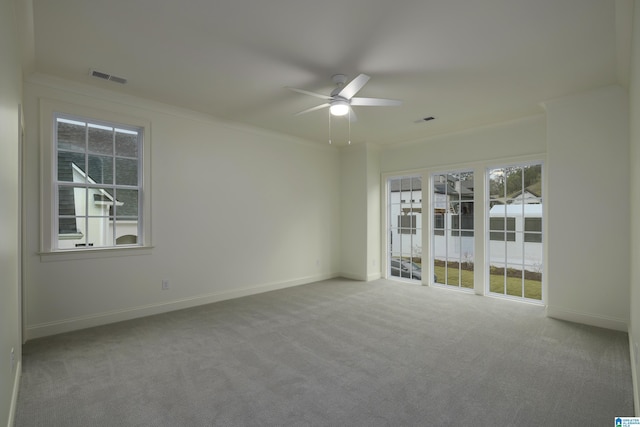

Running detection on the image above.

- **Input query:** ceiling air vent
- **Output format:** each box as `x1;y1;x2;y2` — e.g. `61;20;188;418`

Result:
414;116;436;124
90;69;127;84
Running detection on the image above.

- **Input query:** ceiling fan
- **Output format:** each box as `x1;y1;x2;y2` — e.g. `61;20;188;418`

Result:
288;74;401;121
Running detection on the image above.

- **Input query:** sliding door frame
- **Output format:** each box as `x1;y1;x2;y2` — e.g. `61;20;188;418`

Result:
381;154;547;306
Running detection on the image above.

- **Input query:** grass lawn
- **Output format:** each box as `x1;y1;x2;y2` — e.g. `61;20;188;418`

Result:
433;265;542;300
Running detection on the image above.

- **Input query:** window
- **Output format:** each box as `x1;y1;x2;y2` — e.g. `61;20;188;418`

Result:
398;214;417;234
488;163;543;300
40;98;151;255
54;114;143;250
432;171;474;290
524;218;542;243
489;217;516;241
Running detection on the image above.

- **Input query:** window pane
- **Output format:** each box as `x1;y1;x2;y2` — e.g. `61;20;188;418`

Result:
390;254;402;278
523;242;543;300
114;189;139;218
57;119;86;152
57;151;85;182
58;216;80;236
398;215;416;234
389;228;401;254
85;217;114;248
490;231;504;241
506;167;524;198
460;202;473;230
115;130;139;157
489;168;505;200
445;262;460;287
489;217;516;231
88;155;114;185
447;173;460;201
490;217;505;231
401;177;412;192
58;196;76;219
525;217;542;232
88;125;114;155
434;212;444;235
506;264;524;297
115;232;138;245
57;217;86;249
58;186;87;216
524;232;542;243
523;164;542;199
451;213;460;230
489;263;506;294
115;158;138;186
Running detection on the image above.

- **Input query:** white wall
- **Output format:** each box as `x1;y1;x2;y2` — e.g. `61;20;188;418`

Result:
544;85;630;331
338;143;383;282
22;75;341;340
0;0;22;424
366;145;381;281
628;0;640;414
339;144;368;280
380;115;547;172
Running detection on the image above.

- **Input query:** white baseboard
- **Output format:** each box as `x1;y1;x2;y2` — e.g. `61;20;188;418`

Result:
25;273;338;341
339;272;368;281
7;360;21;427
546;305;628;332
366;272;382;281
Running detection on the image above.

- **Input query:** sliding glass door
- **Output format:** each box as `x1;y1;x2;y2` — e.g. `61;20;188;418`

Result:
387;176;423;282
432;171;475;290
488;163;543;301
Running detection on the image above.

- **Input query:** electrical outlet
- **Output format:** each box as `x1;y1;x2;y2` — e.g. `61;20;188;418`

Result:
162;279;170;290
10;348;14;372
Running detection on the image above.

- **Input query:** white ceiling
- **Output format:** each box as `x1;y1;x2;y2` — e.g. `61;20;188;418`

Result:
28;0;627;146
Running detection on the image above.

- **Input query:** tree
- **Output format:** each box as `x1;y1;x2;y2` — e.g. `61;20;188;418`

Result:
490;164;541;200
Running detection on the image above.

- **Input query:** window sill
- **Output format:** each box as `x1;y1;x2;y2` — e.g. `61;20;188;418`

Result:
39;245;154;262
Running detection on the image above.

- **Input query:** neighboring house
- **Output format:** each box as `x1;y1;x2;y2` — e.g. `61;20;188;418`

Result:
488;203;543;270
56;120;139;249
389;175;542;273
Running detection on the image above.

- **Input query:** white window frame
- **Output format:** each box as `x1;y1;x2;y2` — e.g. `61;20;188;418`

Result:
40;99;152;260
485;160;544;303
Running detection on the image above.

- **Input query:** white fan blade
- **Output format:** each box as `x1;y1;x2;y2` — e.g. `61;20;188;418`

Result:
287;87;333;100
294;103;330;116
350;97;402;107
338;73;370;99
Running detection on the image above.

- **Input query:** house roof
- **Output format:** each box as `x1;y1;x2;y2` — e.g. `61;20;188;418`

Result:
21;0;630;146
390;176;474;200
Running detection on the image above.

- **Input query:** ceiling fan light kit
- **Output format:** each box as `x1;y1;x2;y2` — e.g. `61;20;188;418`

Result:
289;73;402;119
329;100;349;116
